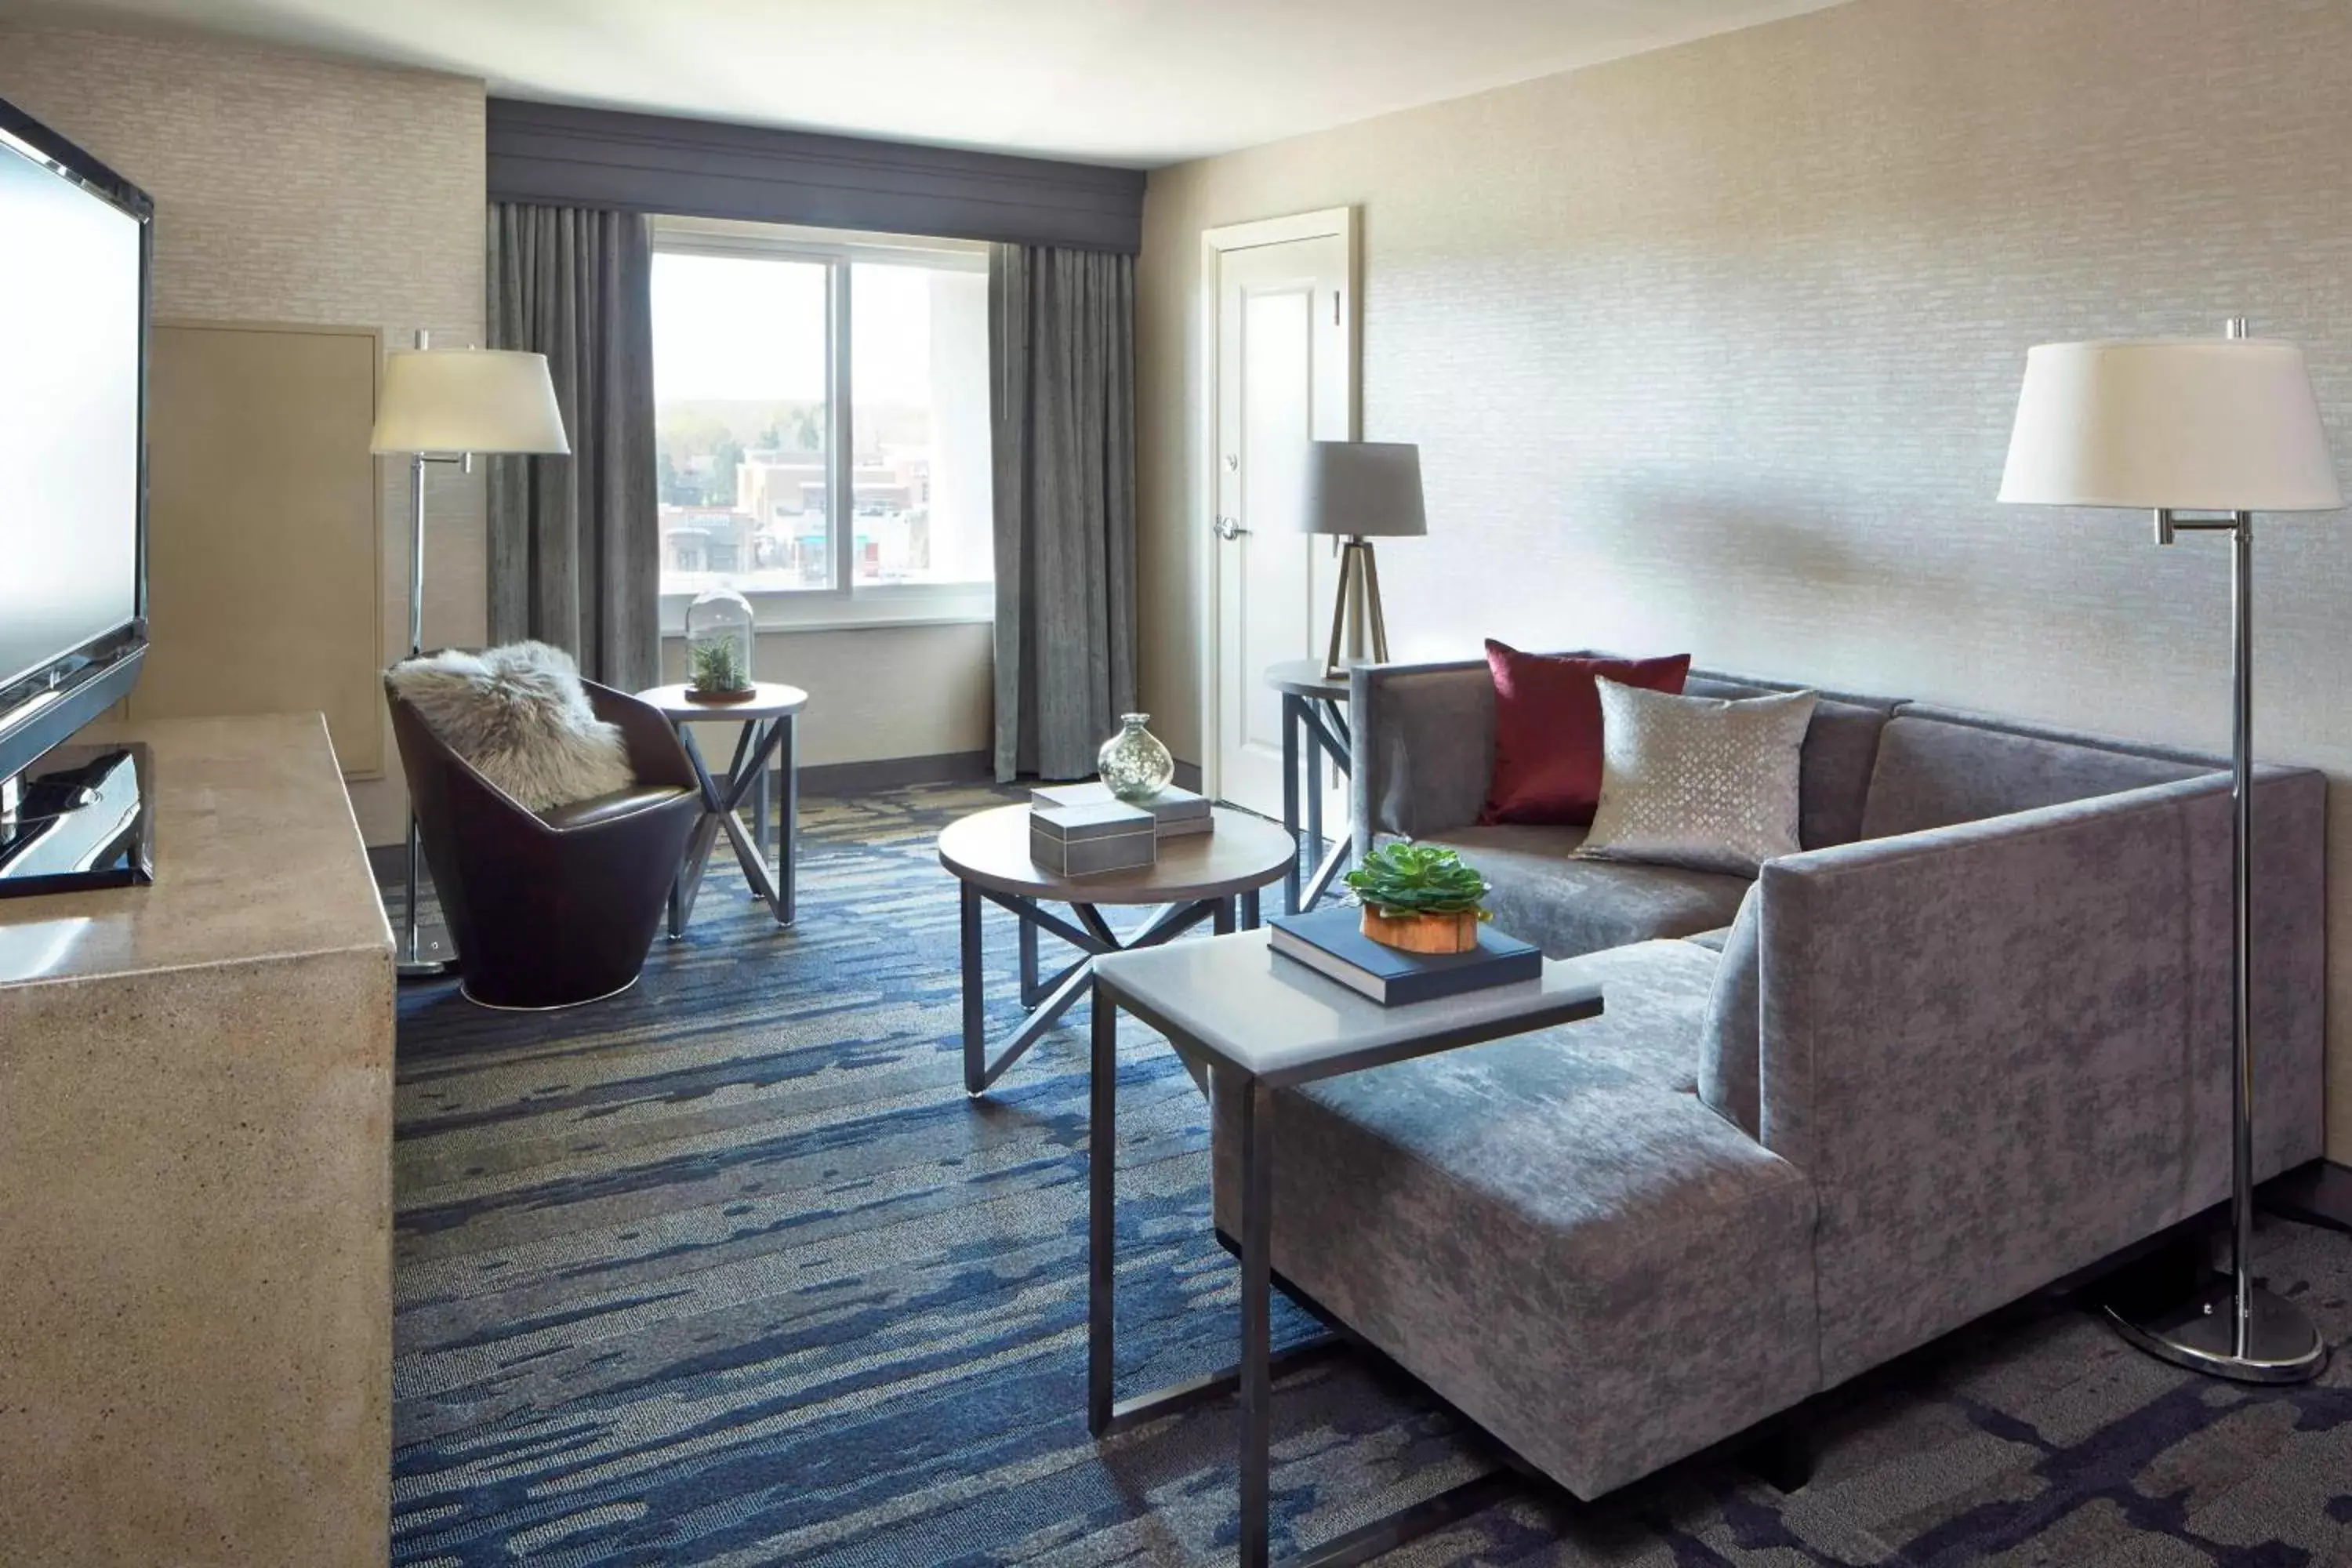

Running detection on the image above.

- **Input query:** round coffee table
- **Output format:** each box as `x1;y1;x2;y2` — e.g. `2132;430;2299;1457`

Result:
938;803;1294;1094
635;681;809;935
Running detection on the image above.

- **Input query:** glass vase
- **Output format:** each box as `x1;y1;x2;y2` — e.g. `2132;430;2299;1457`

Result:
684;586;757;702
1098;713;1174;802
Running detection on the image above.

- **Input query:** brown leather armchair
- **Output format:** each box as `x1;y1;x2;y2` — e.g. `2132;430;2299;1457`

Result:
387;677;702;1010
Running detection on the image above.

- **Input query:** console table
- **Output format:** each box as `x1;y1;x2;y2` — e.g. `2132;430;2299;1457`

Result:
0;714;394;1566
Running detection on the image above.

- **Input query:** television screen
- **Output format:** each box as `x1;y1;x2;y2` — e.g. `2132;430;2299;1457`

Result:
0;122;145;695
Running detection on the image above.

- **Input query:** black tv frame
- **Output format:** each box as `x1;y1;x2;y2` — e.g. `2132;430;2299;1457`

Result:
0;93;154;790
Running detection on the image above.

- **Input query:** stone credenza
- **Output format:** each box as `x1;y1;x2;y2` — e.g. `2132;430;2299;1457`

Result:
0;715;394;1566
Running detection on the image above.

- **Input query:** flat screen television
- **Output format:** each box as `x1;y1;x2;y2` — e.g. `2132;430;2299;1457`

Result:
0;93;152;792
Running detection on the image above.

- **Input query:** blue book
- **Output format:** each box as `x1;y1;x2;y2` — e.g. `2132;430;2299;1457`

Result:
1267;907;1542;1006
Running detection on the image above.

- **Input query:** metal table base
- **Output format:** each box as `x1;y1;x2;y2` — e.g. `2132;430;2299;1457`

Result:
1279;688;1351;916
959;885;1258;1096
669;713;797;937
1089;992;1515;1566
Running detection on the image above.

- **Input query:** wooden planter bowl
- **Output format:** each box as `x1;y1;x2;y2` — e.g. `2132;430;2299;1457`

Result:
684;685;759;705
1360;906;1482;954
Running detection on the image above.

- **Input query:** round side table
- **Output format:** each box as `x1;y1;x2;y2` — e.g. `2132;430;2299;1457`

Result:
635;681;808;935
938;803;1294;1094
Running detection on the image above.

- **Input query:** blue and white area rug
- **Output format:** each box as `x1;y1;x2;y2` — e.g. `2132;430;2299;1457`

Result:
390;782;2352;1565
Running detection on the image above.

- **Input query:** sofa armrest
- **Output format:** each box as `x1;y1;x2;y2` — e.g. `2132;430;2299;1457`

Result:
1348;658;1497;852
1755;765;2325;1385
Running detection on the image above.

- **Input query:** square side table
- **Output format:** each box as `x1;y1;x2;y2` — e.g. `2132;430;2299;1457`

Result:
1089;930;1605;1566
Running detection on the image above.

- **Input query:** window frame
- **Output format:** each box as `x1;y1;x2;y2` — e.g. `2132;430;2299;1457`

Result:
651;216;995;634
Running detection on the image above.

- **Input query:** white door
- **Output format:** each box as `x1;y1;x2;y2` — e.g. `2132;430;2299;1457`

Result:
1207;213;1354;818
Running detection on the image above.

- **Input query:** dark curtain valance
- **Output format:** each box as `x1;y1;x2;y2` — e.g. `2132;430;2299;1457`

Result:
488;100;1145;255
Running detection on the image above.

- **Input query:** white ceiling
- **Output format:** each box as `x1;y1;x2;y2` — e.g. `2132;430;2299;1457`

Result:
1;0;1856;168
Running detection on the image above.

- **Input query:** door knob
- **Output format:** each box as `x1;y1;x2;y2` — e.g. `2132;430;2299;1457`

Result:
1214;515;1248;540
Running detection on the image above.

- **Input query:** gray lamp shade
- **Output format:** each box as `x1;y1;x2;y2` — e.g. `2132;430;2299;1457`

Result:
1298;441;1427;538
1998;338;2340;511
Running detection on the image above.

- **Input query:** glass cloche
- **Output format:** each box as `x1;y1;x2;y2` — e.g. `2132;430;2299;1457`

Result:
684;586;757;702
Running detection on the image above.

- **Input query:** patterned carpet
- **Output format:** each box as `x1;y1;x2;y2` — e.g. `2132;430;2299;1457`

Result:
390;781;2352;1566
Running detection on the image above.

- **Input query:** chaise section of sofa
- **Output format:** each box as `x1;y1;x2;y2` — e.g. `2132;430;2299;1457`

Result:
1221;658;2328;1502
1210;938;1821;1499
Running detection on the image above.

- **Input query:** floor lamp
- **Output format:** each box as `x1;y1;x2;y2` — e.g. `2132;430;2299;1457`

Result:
370;332;571;979
1298;441;1425;679
1999;321;2340;1383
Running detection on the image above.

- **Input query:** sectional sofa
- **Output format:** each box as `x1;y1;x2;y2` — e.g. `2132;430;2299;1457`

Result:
1210;658;2326;1500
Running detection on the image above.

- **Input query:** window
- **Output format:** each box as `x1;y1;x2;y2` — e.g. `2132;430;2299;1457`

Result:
651;218;993;627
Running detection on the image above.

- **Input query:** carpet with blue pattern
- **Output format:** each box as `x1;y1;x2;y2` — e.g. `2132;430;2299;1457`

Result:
391;781;2352;1566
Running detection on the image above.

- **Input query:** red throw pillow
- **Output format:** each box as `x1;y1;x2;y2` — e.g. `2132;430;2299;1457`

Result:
1479;641;1692;825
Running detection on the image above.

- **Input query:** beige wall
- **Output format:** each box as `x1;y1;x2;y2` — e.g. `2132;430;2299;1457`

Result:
1139;0;2352;1158
0;23;486;846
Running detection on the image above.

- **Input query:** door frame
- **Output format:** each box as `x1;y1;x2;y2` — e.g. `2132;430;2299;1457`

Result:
1195;206;1359;805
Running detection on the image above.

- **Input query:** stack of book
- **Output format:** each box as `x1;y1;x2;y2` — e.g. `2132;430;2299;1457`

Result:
1267;907;1541;1005
1027;780;1214;879
1031;780;1213;838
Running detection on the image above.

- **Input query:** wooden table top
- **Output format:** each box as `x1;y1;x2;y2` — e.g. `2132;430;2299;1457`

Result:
938;803;1295;905
635;682;809;722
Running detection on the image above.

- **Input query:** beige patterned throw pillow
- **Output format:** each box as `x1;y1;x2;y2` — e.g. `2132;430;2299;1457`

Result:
1573;680;1817;876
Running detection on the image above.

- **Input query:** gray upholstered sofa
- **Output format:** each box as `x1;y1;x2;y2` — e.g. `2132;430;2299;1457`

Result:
1210;656;2326;1501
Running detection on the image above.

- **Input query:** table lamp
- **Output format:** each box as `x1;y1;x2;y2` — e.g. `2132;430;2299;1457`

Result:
1298;441;1425;679
371;333;570;978
1999;319;2340;1383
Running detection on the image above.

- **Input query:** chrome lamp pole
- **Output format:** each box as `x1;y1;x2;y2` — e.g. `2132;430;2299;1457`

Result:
371;330;572;981
1999;319;2337;1383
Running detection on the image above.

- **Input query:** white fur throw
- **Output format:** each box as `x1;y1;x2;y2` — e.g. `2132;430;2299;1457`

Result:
388;641;634;811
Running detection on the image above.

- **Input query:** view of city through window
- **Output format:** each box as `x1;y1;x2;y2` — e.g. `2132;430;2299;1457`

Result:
652;243;993;597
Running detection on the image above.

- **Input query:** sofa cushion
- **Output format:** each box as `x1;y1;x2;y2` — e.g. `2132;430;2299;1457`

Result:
538;783;693;830
1686;673;1896;850
1576;681;1815;876
1417;822;1751;959
1478;642;1690;826
1698;885;1762;1137
1209;939;1818;1500
1859;713;2213;840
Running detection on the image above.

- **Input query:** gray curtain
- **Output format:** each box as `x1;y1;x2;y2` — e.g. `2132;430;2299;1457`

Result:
485;203;659;693
988;243;1139;782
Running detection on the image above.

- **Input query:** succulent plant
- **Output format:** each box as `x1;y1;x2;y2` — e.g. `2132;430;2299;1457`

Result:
689;636;749;695
1343;841;1493;919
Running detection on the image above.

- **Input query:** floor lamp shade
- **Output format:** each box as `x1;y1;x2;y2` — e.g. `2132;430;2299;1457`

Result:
1998;339;2339;511
1998;325;2339;1387
1298;441;1425;677
371;348;571;456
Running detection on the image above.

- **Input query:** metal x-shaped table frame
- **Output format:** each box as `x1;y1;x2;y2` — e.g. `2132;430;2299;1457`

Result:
669;714;797;937
959;884;1260;1095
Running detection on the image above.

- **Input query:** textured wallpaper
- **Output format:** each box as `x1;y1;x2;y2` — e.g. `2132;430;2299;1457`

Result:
0;23;486;844
1139;0;2352;1157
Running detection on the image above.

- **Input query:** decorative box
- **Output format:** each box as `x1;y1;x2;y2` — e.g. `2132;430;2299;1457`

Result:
1032;780;1214;838
1029;799;1158;878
